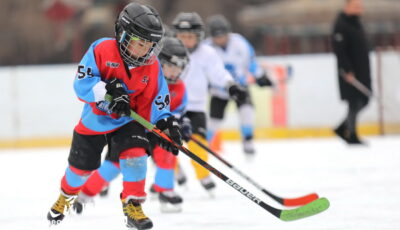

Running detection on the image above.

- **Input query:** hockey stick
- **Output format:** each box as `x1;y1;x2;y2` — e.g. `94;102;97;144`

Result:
339;70;373;97
350;78;373;97
105;96;330;221
190;136;319;207
340;71;397;116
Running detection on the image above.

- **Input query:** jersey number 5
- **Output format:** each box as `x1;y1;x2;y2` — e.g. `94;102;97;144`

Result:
77;65;95;79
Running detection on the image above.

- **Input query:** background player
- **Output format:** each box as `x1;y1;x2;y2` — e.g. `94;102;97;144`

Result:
204;15;274;155
172;12;246;193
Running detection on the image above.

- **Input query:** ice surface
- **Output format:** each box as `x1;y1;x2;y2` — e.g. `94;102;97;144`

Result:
0;136;399;230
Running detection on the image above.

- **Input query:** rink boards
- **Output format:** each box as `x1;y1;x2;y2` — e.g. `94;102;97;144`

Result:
1;52;399;148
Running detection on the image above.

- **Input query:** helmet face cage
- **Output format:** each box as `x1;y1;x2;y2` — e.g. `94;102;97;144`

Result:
176;28;205;41
160;55;189;83
118;29;163;67
115;3;164;67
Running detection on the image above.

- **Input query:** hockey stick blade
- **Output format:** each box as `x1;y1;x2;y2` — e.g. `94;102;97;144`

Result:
180;143;330;221
263;188;319;207
279;197;330;221
191;136;319;207
282;193;320;207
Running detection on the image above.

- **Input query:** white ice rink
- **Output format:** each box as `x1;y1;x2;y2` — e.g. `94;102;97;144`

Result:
1;136;399;230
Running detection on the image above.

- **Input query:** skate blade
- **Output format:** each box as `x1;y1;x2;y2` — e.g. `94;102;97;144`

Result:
160;202;182;213
48;220;62;227
124;217;137;230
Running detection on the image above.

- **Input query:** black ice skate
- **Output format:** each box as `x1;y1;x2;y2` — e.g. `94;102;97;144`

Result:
72;192;94;215
47;191;77;225
159;190;183;213
99;185;109;197
122;199;153;230
348;133;366;145
334;124;351;143
334;125;365;145
200;176;216;197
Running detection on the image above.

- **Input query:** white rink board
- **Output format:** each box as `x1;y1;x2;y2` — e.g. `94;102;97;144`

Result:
0;51;399;140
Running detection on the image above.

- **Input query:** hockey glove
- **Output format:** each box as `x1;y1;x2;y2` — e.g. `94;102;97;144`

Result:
179;116;192;142
105;78;130;117
228;83;247;104
256;73;274;87
147;116;182;155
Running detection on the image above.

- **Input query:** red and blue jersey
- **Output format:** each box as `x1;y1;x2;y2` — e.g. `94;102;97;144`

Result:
168;79;187;117
73;38;172;135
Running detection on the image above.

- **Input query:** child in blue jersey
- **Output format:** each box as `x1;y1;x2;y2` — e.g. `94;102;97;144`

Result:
203;15;274;155
72;37;191;213
47;3;183;230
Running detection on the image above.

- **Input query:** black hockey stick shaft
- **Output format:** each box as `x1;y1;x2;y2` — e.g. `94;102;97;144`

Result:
190;136;319;206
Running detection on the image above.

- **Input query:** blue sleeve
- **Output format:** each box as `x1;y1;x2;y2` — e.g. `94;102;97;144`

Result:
73;38;111;103
172;87;188;116
150;62;173;124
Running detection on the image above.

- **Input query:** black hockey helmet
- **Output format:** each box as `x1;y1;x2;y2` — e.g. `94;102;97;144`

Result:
172;12;205;40
115;3;164;67
207;14;231;37
158;37;189;83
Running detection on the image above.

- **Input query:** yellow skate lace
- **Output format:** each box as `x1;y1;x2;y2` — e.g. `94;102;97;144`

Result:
52;194;75;214
124;202;147;220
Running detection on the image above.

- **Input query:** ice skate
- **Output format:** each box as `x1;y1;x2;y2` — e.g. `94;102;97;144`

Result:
99;185;109;197
122;199;153;230
47;190;77;225
200;176;216;197
334;124;351;143
348;133;366;145
72;191;94;215
243;139;255;155
159;190;183;213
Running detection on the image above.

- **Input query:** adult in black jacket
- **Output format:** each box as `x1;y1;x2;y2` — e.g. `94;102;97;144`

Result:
332;0;371;144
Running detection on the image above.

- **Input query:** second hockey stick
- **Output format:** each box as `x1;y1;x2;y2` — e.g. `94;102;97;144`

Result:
105;95;330;221
190;136;319;207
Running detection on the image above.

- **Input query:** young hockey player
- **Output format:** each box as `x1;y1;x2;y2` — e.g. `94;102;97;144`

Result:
172;12;246;193
72;37;191;214
46;3;183;230
204;15;274;155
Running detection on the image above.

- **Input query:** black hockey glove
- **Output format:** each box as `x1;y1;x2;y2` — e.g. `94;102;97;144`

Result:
228;83;247;104
147;116;183;155
256;73;274;87
179;116;192;142
105;78;130;117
